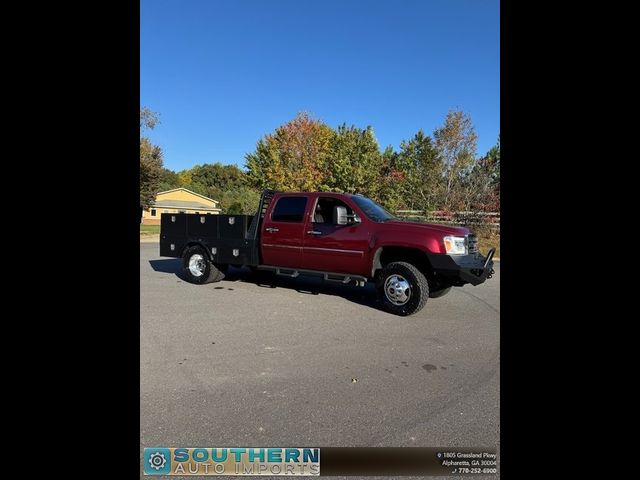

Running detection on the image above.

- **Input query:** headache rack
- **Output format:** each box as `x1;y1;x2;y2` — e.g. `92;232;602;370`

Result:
246;189;278;241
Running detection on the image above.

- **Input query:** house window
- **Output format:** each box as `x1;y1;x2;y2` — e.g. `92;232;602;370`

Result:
151;209;157;217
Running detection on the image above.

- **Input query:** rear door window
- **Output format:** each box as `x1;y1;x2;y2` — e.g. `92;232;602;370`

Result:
271;197;308;222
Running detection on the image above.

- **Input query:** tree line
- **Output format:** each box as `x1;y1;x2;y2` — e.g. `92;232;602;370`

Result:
141;109;499;219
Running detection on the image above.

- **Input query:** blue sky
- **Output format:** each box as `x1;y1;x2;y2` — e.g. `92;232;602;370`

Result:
141;0;499;172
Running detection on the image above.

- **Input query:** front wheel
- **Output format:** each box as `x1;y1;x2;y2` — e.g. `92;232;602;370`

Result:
376;261;429;316
182;246;225;284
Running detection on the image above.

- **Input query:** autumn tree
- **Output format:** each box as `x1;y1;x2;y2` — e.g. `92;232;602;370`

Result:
434;110;478;211
140;107;159;130
245;112;334;191
376;146;407;212
140;107;164;212
482;135;500;193
466;136;500;212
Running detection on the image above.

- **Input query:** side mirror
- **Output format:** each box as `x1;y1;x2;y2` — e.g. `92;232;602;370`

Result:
334;206;361;225
335;206;348;225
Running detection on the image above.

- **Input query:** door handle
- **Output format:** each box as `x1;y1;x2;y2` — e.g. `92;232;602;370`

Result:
307;230;322;235
265;227;279;233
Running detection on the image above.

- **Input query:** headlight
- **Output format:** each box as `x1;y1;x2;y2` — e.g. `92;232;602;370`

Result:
443;235;467;255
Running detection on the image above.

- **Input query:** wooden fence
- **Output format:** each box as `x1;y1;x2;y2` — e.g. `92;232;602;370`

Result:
395;210;500;231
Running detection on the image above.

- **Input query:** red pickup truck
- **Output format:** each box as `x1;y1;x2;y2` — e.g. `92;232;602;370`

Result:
160;190;495;316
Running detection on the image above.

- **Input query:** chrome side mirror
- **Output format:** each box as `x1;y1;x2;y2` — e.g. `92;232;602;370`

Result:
335;206;348;225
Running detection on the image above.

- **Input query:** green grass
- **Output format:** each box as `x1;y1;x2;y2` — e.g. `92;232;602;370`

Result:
140;224;160;236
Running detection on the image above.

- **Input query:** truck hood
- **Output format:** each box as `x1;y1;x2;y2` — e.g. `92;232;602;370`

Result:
384;220;471;236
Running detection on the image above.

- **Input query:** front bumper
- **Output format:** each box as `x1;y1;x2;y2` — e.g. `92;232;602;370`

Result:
428;248;496;286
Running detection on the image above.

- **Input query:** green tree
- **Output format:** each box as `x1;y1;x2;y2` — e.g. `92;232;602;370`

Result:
172;162;261;214
396;130;442;211
140;107;163;211
220;186;261;214
158;168;181;192
245;112;334;191
188;162;247;200
327;124;383;197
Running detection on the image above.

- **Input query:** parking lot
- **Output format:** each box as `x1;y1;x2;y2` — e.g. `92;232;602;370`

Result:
140;242;500;473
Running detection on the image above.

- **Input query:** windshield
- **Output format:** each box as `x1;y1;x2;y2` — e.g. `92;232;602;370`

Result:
350;195;396;222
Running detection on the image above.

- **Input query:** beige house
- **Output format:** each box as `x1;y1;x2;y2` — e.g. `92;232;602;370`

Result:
141;188;221;225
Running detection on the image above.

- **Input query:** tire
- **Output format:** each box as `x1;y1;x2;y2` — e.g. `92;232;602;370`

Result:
182;245;225;284
429;286;452;299
376;261;429;316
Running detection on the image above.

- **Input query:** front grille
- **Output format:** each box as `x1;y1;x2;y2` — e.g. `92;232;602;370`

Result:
467;234;479;254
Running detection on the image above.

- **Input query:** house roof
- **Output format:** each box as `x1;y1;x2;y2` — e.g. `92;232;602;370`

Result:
156;187;219;205
153;199;221;210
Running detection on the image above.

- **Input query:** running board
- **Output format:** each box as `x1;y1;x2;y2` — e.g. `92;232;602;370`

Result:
258;265;368;287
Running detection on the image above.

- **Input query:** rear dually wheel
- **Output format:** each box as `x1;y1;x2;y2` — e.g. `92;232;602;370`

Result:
182;245;225;284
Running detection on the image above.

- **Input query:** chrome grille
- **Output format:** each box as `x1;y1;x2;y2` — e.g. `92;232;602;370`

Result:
467;234;479;254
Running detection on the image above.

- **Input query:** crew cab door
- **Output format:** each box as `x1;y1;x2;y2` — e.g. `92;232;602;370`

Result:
302;195;370;276
260;194;310;268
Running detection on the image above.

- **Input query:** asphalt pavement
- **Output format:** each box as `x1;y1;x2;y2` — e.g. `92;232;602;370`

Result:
140;243;500;478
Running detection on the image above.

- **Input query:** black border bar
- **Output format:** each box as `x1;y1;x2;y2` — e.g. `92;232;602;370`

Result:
320;448;497;476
